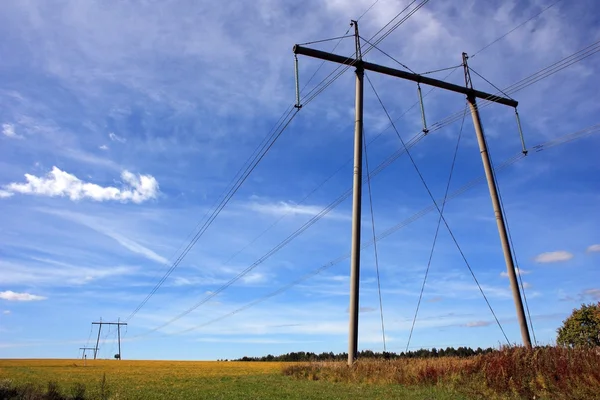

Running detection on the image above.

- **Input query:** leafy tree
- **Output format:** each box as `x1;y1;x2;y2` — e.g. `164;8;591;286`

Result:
557;302;600;348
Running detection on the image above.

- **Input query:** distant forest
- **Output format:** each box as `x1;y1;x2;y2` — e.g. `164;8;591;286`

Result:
231;347;497;362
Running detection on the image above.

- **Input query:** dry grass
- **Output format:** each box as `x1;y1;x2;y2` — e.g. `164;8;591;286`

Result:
282;346;600;400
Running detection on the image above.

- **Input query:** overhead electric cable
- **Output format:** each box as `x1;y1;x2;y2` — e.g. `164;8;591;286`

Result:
163;121;599;336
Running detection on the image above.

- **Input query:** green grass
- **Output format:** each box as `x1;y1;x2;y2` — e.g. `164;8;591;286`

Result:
0;359;466;399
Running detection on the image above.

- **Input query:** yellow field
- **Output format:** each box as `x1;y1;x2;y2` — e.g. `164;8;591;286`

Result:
0;358;464;399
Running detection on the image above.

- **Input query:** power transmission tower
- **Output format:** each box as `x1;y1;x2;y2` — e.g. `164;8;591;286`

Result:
79;347;96;359
92;320;127;360
293;22;532;365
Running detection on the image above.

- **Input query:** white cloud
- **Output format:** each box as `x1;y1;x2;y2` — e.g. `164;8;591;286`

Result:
109;132;126;143
0;291;46;301
534;251;574;263
464;320;491;328
2;310;10;315
99;144;109;150
522;282;532;289
2;123;21;138
500;267;530;277
587;244;600;253
0;190;13;198
241;272;267;284
3;167;159;203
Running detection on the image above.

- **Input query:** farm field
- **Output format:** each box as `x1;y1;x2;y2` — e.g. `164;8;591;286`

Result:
0;359;465;399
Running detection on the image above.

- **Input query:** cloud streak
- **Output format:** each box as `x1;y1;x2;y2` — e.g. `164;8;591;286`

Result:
2;123;21;138
0;291;46;301
3;167;159;203
587;244;600;253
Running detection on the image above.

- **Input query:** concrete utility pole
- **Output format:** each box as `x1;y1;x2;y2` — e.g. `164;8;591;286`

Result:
462;53;532;348
347;20;364;366
293;28;532;361
92;320;128;360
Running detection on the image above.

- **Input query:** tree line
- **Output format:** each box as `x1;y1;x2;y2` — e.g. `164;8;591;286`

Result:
232;346;497;362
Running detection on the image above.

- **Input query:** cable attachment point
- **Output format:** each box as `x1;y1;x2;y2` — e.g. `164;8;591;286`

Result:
417;83;429;134
294;54;302;109
514;108;527;155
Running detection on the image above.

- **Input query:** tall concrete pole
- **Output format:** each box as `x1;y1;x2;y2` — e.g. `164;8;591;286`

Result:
348;20;364;366
94;322;102;360
463;53;532;348
117;322;121;360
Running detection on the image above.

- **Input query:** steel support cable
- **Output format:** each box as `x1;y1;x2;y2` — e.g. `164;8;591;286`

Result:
365;73;511;344
164;122;599;336
298;35;355;46
125;107;300;321
363;128;387;352
405;104;467;352
359;35;418;73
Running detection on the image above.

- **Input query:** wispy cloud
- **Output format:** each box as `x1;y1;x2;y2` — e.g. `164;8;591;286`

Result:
534;251;574;263
0;189;13;198
246;200;348;220
2;310;10;315
587;244;600;253
99;144;109;150
581;288;600;300
108;132;126;143
41;210;169;265
3;167;159;203
464;321;492;328
0;291;46;301
500;268;530;277
2;123;21;139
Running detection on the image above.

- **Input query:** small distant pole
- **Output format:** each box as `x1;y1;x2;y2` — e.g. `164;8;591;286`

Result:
92;320;127;360
84;354;87;367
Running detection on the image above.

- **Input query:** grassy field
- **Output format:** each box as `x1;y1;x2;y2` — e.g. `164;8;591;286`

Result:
0;359;466;399
284;347;600;400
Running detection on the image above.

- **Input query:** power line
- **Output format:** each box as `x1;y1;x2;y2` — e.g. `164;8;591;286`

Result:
125;107;300;321
137;42;599;334
124;0;400;322
130;12;599;329
165;124;599;336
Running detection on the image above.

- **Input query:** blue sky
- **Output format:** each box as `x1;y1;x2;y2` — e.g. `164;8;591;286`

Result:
0;0;599;360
